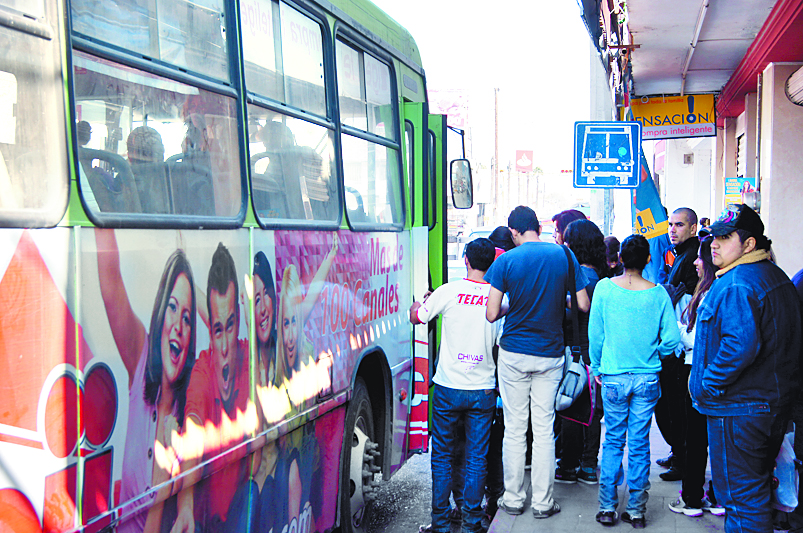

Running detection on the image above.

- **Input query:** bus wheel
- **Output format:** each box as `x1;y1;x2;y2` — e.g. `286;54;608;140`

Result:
342;378;381;533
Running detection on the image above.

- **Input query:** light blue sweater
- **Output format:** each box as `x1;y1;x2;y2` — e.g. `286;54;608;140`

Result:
589;278;680;376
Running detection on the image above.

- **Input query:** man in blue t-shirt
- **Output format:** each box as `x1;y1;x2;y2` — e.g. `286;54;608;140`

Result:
485;206;590;520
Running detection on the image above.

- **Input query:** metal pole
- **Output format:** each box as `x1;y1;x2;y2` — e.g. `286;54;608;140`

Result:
493;88;499;223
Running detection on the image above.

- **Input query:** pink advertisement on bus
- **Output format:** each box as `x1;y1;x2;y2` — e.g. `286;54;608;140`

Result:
0;227;410;533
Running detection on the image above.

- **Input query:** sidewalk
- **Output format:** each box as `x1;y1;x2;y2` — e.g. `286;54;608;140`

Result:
488;418;725;533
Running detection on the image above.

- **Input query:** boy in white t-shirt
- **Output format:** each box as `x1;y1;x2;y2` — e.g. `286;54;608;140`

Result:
410;238;501;533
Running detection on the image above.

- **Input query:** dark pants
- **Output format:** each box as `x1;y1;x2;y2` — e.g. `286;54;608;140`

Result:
655;355;684;465
451;416;466;509
559;385;603;471
679;364;708;507
708;410;789;533
667;356;688;472
431;384;496;533
485;406;505;504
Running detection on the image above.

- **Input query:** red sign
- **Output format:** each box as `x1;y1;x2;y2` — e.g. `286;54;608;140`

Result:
516;150;533;172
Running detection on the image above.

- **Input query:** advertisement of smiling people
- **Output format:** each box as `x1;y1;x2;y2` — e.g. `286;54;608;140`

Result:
83;229;256;533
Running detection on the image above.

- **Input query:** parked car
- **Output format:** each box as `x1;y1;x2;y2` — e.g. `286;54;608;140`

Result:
447;227;494;281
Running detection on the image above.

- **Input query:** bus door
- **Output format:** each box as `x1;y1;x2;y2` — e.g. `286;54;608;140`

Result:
403;102;429;455
426;114;447;396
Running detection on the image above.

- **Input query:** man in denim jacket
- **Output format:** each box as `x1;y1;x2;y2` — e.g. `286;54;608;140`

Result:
690;204;801;533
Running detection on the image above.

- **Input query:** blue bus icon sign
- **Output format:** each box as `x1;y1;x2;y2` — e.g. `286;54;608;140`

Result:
573;121;641;188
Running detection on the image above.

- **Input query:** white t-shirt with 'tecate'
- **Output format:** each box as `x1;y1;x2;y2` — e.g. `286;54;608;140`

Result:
416;278;500;390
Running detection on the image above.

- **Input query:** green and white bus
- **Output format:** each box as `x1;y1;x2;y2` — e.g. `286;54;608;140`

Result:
0;1;471;533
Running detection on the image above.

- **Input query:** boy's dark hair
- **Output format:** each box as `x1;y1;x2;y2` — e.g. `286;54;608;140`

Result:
508;206;540;234
207;242;239;316
489;226;515;251
673;207;698;227
464;238;496;272
735;228;772;251
604;236;620;264
620;234;651;270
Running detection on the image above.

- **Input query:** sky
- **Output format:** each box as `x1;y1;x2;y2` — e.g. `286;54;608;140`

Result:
370;0;595;172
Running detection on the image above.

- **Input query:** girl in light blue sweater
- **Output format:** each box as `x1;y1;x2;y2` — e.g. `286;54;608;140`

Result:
589;234;680;528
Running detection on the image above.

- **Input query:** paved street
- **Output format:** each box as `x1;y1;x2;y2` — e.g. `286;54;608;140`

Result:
368;417;736;533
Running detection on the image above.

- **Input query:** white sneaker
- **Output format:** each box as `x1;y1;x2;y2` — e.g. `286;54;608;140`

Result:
669;497;703;517
701;498;725;516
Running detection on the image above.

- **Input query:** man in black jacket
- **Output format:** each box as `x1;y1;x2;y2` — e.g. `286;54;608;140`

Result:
656;207;700;481
666;208;701;295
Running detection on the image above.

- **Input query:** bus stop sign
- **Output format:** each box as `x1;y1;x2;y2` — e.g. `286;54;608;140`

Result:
573;121;641;188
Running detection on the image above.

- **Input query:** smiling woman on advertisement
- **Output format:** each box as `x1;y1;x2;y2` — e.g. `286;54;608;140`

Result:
95;228;197;533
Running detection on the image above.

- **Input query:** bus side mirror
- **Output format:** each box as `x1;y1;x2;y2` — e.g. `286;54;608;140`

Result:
450;159;472;209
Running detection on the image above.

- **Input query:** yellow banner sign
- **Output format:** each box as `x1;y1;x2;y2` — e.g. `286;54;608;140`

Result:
626;94;716;140
633;208;668;239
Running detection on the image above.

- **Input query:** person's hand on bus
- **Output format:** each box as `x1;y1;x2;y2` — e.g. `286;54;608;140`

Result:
241;287;250;333
301;231;341;326
94;227;146;389
162;413;182;478
170;489;195;533
422;290;433;301
409;301;423;325
328;231;340;259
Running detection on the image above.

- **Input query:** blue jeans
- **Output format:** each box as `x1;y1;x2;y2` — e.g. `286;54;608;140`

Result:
598;373;660;517
708;412;789;533
431;384;496;533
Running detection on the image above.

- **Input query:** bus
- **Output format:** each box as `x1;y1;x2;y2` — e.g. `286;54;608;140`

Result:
0;1;472;533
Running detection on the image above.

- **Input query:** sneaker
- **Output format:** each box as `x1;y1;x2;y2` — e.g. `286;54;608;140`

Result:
418;524;434;533
577;467;599;485
659;467;683;481
701;498;725;516
669;497;703;517
621;512;646;529
449;507;462;524
555;467;578;484
656;454;673;468
596;511;618;526
532;501;560;519
483;500;498;520
497;499;524;516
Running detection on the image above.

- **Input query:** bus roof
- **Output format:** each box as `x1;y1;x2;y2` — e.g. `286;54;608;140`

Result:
314;0;424;72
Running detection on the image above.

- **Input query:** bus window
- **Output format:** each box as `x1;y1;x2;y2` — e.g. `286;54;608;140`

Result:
341;135;402;226
336;39;402;228
73;51;242;219
247;107;338;222
242;0;326;117
364;55;394;140
0;0;69;227
71;0;229;82
405;120;414;219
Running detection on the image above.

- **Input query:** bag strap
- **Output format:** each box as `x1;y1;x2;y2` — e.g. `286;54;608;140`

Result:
563;245;582;364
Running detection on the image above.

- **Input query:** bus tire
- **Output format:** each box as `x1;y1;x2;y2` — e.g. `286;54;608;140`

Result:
341;377;380;533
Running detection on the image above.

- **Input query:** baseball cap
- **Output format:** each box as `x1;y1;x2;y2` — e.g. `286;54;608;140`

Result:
707;204;764;237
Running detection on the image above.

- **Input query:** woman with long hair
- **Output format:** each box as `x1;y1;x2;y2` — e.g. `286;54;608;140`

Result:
254;251;278;386
275;233;339;409
668;234;725;517
589;234;680;527
95;229;197;533
555;219;609;485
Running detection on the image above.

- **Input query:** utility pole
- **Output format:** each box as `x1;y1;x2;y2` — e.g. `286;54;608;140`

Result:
526;171;530;205
506;162;512;215
493;88;499;224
